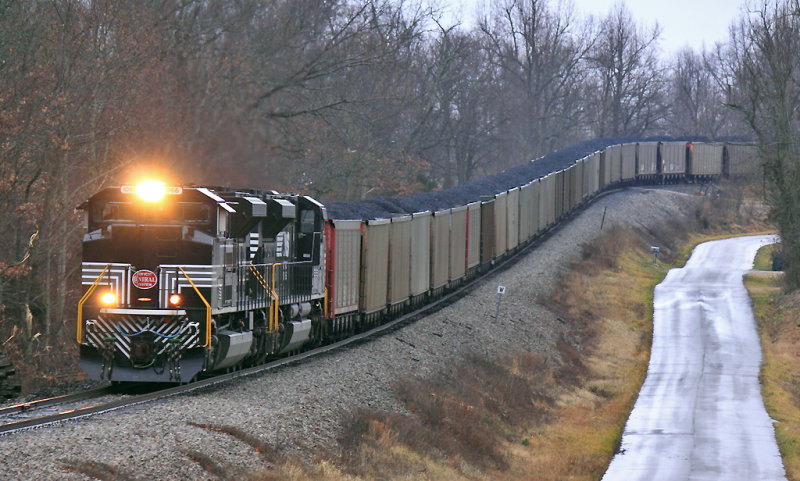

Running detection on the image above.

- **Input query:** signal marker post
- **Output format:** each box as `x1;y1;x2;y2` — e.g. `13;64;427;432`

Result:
495;286;506;321
651;246;660;265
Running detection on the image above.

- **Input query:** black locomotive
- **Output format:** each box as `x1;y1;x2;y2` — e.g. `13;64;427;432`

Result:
77;182;326;382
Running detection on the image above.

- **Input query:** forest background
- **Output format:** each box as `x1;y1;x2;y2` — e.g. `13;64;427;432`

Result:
0;0;797;384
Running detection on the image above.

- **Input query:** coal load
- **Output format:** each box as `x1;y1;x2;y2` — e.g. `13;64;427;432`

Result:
324;136;692;220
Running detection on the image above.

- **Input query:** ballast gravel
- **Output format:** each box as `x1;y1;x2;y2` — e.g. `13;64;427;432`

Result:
0;187;704;480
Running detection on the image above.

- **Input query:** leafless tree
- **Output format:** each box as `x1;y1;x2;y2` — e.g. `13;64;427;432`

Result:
666;48;732;137
724;0;800;287
480;0;594;166
586;3;665;137
401;24;503;188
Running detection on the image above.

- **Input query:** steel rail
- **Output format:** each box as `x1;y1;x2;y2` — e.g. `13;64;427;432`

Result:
0;387;111;418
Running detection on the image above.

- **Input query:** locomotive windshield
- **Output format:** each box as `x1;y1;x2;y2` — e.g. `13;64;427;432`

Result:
82;186;217;267
93;201;211;225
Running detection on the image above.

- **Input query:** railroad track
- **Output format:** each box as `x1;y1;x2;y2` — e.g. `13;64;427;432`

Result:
0;184;607;436
0;387;118;434
0;288;476;435
0;288;474;435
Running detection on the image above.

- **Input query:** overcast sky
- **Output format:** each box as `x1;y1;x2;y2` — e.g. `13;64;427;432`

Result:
442;0;748;58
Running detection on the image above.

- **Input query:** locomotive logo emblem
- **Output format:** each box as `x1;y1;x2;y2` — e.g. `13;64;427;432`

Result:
132;270;157;289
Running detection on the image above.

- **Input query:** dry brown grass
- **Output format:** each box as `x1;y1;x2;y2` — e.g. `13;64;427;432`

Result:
189;422;286;465
510;229;667;480
245;184;772;481
182;449;229;479
746;275;800;480
339;352;559;477
60;459;135;481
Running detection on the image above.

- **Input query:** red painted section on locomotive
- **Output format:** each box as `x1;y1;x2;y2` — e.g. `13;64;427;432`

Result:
324;220;336;320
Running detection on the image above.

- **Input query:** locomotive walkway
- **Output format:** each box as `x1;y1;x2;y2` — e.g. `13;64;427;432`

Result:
602;235;786;481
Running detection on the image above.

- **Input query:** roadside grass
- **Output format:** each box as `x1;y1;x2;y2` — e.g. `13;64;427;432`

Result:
753;242;781;271
745;271;800;480
516;228;671;480
336;351;563;479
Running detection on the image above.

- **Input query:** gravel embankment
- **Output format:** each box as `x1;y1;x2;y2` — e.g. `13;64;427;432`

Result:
0;187;703;480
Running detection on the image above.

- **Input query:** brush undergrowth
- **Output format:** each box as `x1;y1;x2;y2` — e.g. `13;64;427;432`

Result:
2;332;85;394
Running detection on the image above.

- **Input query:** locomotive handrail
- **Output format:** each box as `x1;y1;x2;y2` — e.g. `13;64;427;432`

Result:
248;264;279;333
253;261;306;332
271;263;281;333
76;264;111;343
178;266;212;348
247;260;316;333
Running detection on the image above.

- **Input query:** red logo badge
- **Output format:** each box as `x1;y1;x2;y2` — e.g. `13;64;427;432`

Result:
132;270;157;289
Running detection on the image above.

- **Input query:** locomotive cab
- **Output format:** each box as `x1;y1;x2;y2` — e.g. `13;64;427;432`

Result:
82;185;216;308
77;182;327;383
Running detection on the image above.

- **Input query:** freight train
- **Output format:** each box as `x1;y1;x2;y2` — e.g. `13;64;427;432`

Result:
76;139;759;383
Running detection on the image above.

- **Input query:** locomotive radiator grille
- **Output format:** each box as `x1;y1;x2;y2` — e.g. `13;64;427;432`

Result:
85;315;200;360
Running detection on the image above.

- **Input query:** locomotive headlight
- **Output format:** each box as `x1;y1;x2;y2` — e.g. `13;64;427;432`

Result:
101;292;117;305
136;180;167;202
169;293;182;306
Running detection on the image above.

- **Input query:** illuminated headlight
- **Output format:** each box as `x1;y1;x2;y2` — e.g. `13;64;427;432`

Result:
136;180;167;202
169;294;182;306
101;292;116;305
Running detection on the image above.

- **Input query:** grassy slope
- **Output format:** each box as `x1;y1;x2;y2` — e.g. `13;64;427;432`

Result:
242;229;672;481
746;262;800;480
239;191;775;481
505;230;669;480
753;242;779;271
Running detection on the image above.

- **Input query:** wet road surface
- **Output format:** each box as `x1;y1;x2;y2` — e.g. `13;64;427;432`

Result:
602;235;786;481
